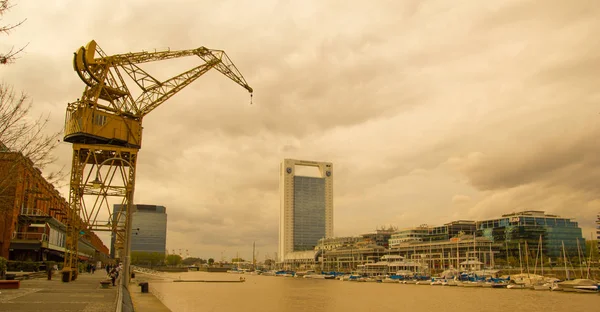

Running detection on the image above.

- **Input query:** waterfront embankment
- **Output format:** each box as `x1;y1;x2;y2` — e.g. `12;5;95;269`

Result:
130;271;173;312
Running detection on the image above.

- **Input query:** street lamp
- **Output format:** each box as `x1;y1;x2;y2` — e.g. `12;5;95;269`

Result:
91;172;102;189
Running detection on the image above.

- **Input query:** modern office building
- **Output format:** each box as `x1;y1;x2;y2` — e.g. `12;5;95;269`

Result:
279;159;333;261
477;210;584;260
111;204;167;257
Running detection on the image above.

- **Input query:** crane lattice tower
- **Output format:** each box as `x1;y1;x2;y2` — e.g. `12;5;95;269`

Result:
62;40;252;281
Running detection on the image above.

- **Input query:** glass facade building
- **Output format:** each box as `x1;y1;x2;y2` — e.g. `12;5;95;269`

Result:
111;204;167;257
293;176;326;251
477;211;583;261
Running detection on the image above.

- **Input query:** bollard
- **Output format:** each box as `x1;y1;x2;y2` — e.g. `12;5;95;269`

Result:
61;271;70;283
138;282;149;293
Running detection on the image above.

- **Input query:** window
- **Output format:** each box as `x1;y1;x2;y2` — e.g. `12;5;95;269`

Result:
93;114;107;126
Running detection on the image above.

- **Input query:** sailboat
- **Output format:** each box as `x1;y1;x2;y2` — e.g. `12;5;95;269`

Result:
531;235;552;291
507;243;528;289
554;241;599;293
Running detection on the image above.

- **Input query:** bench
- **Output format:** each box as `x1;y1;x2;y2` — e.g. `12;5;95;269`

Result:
0;280;20;289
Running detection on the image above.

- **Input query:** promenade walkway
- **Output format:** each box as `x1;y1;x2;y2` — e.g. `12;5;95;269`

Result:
0;271;173;312
0;272;117;311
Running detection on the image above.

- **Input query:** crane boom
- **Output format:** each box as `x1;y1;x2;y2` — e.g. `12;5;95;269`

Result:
61;40;252;282
66;40;252;148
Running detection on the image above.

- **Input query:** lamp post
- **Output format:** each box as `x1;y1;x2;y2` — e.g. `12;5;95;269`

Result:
91;157;135;290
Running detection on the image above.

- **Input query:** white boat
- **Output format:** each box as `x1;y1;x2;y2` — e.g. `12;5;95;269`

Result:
531;283;552;291
305;274;335;279
295;270;315;278
555;279;599;293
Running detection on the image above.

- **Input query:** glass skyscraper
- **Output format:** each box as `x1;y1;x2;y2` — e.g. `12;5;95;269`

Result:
279;159;333;261
293;176;326;251
111;204;167;257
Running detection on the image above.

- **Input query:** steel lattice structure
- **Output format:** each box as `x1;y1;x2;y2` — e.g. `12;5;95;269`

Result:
62;40;252;282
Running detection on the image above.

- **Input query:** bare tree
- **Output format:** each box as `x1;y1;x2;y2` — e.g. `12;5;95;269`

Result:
1;0;27;64
0;82;64;187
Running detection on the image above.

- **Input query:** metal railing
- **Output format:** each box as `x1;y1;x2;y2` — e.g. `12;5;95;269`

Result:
20;207;49;217
12;232;48;241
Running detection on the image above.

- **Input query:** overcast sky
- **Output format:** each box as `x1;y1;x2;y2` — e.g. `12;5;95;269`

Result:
2;0;599;261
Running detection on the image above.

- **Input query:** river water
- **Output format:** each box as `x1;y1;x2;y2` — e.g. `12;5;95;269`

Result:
141;272;598;312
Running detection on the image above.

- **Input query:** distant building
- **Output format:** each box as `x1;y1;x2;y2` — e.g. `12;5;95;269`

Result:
477;210;584;260
361;227;397;248
596;213;599;253
111;204;167;257
279;159;333;262
388;221;477;248
389;225;430;247
430;220;477;241
316;236;361;251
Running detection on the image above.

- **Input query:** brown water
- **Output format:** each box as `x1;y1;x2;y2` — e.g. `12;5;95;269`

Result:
142;272;598;312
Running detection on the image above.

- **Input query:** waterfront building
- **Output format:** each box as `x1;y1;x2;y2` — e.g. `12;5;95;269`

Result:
111;204;167;258
429;220;477;241
321;243;386;272
388;225;430;248
388;221;476;248
361;227;396;248
476;210;584;261
0;148;108;262
279;159;333;262
388;234;497;273
315;236;361;251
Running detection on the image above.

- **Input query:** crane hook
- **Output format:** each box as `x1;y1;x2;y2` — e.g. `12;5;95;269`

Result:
250;93;253;105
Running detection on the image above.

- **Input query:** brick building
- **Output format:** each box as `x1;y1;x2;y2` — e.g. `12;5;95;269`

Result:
0;149;109;262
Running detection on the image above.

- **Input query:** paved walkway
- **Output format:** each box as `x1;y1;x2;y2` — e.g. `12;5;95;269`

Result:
0;272;117;312
0;271;173;312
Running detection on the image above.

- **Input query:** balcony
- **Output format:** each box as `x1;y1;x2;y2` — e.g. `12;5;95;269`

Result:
20;207;49;217
12;232;48;242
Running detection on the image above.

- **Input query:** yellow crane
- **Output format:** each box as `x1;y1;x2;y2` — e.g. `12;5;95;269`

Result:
62;40;252;282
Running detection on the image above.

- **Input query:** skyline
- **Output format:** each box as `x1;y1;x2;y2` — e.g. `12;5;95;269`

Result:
1;0;598;261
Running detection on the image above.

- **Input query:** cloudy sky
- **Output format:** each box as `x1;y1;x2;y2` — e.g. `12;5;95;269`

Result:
2;0;598;261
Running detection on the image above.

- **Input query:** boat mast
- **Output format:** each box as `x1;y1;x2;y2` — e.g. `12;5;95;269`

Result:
429;237;433;276
561;241;569;280
540;235;544;276
525;241;530;278
252;241;256;271
576;238;583;278
456;239;460;271
533;238;540;275
518;243;523;275
489;243;494;269
441;243;445;271
586;232;593;279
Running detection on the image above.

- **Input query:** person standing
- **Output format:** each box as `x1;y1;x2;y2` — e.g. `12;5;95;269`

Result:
109;267;117;286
